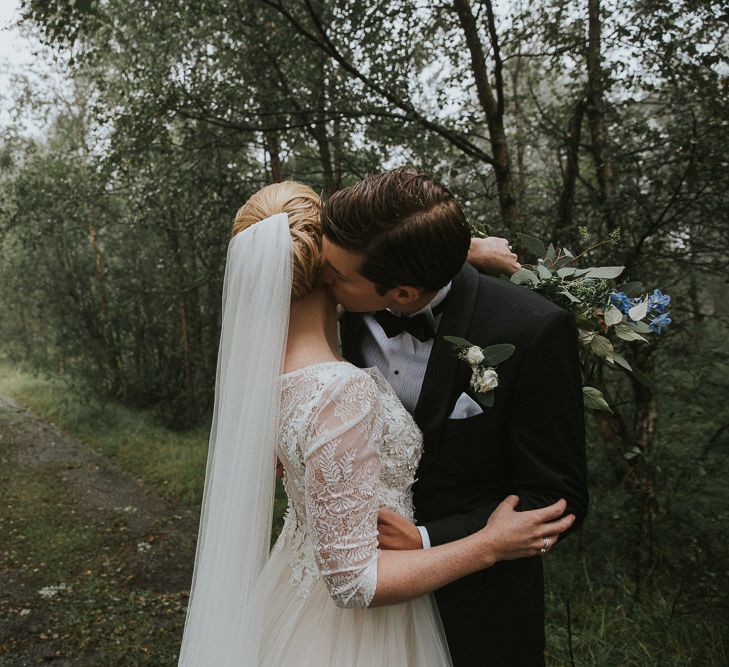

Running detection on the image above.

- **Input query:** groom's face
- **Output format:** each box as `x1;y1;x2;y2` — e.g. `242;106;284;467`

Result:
321;236;393;312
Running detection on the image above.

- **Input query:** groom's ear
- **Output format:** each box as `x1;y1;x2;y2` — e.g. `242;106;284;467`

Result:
390;286;426;305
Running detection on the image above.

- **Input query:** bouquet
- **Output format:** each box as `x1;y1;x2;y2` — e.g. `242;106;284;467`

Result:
509;231;672;412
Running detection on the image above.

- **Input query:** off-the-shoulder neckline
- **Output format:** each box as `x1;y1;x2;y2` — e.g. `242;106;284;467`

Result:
280;360;379;379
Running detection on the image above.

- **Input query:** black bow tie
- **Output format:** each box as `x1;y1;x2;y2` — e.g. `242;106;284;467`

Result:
373;311;435;342
372;300;447;343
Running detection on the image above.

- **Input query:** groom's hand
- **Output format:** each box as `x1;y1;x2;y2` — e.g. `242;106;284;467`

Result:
468;237;521;276
377;508;423;550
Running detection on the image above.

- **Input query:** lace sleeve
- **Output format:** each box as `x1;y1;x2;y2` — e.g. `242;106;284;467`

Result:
302;370;383;609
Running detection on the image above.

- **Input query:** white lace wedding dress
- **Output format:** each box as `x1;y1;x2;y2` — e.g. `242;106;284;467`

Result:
244;361;452;666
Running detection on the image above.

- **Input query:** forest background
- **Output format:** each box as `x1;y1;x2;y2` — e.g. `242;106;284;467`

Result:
1;0;728;664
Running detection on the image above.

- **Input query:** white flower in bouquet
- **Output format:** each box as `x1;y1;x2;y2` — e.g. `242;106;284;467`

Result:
465;346;485;366
471;367;499;393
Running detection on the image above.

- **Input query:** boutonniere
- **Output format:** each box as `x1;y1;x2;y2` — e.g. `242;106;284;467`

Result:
443;337;515;407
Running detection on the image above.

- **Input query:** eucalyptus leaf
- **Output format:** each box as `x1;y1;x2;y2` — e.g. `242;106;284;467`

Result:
560;289;581;303
546;243;557;262
619;281;645;298
537;264;553;280
575;314;599;331
579;329;596;345
628;300;649;322
614;323;648;343
624;446;642;460
443;335;476;349
604;304;624;327
481;343;516;366
553;256;573;270
510;268;539;285
516;233;546;258
590;335;614;360
630;320;653;334
583;386;613;413
611;352;632;371
584;266;625;279
557;266;577;278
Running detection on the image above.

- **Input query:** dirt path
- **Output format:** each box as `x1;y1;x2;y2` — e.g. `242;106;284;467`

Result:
0;395;199;665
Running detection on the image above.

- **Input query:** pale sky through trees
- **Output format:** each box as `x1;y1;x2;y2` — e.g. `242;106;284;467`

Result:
1;0;35;125
0;0;34;75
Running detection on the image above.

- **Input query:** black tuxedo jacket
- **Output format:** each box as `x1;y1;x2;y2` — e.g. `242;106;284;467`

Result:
340;263;588;666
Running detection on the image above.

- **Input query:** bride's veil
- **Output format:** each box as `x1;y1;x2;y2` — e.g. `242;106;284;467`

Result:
178;213;292;665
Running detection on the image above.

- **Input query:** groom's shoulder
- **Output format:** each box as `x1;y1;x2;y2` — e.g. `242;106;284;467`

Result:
476;273;565;320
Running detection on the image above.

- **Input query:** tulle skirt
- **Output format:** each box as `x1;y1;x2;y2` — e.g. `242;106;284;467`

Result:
246;539;453;666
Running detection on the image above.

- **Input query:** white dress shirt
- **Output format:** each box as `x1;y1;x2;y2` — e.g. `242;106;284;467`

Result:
359;283;452;549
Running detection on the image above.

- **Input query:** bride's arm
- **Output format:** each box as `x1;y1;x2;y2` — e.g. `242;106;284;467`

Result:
370;496;572;606
304;371;573;609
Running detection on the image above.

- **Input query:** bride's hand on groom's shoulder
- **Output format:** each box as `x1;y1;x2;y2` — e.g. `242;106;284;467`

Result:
482;495;575;563
377;508;423;550
468;237;521;276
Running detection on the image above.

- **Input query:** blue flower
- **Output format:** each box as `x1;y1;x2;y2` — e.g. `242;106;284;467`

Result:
649;313;672;334
648;288;671;314
609;291;634;315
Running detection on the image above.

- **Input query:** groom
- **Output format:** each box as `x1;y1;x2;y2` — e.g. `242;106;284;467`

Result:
321;169;588;666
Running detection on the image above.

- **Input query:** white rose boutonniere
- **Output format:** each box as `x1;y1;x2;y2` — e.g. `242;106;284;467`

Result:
472;367;499;393
465;346;485;365
444;336;515;408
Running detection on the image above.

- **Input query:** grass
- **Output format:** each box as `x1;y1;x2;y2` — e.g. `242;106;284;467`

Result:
0;422;189;665
0;360;210;506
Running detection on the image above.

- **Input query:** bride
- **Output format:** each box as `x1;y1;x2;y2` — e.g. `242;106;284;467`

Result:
177;181;574;666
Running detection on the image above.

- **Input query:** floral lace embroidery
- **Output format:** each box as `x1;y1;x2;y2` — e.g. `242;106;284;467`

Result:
276;363;423;606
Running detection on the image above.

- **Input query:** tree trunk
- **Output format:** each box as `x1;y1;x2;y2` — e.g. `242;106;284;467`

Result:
556;97;587;245
585;0;618;232
332;115;343;191
453;0;519;232
510;57;526;206
86;204;126;397
179;296;195;403
260;101;284;182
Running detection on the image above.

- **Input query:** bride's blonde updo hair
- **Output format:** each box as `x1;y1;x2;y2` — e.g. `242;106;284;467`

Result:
232;181;323;300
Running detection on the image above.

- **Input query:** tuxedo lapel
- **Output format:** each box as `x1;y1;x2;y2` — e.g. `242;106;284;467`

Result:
414;263;480;471
339;311;367;368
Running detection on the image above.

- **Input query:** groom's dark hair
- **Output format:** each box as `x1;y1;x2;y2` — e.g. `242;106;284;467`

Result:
322;168;471;294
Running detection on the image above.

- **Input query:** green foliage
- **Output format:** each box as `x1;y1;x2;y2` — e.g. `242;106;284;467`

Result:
1;0;728;660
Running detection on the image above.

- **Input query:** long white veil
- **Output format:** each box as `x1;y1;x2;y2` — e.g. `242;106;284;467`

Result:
178;213;292;666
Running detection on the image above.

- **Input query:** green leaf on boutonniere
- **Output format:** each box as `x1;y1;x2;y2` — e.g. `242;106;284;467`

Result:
475;391;495;407
481;344;516;366
443;335;475;349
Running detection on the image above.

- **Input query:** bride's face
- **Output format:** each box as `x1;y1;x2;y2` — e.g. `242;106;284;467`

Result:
320;237;392;313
